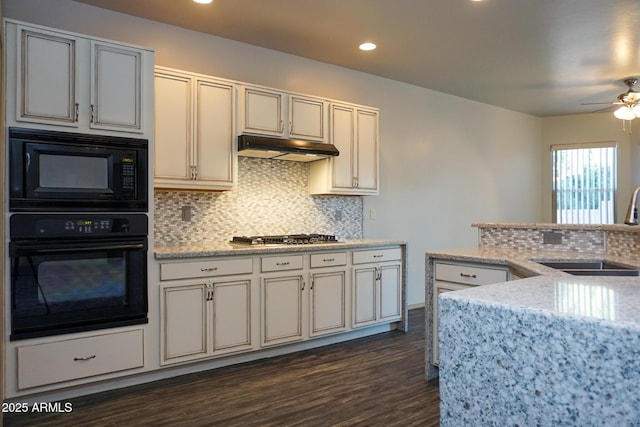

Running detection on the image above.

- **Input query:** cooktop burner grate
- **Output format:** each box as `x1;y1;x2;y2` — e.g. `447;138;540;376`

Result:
231;234;339;245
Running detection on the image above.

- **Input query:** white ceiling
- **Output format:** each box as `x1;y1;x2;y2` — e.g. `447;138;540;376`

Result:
72;0;640;117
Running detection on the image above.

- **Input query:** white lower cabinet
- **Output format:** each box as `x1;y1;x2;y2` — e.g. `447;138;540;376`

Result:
160;257;254;365
260;254;305;346
161;278;254;365
17;329;144;389
352;248;402;328
432;261;509;365
309;252;348;337
159;247;403;365
261;274;305;346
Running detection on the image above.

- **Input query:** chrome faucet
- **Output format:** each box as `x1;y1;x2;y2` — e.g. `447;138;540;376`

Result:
625;186;640;225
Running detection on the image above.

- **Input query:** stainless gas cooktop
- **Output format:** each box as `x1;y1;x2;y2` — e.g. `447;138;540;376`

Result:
231;234;339;245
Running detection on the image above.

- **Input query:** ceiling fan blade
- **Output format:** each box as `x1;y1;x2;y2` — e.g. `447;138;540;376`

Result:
592;105;616;113
580;101;615;105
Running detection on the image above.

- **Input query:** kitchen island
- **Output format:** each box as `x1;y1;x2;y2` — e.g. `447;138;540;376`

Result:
426;222;640;425
438;274;640;426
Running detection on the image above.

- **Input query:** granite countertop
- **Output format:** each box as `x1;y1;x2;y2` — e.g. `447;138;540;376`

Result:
472;221;640;232
155;239;407;259
435;254;640;425
426;246;640;278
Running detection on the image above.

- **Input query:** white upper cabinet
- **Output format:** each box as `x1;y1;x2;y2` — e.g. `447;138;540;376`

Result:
154;66;236;191
288;95;327;142
8;21;152;134
308;103;379;195
16;26;79;126
238;85;328;142
90;41;142;132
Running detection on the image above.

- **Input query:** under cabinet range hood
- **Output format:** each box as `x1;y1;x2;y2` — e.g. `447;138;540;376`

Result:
237;135;339;162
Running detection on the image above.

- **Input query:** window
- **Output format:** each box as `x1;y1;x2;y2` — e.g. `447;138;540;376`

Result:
551;143;617;224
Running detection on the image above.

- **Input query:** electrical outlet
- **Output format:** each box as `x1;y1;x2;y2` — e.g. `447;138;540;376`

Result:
369;208;377;219
543;231;562;245
335;208;343;221
181;205;192;222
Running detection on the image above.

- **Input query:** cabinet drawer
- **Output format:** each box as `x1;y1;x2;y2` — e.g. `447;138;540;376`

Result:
161;258;253;281
435;262;508;286
17;329;144;389
262;255;303;272
310;252;347;268
352;247;401;264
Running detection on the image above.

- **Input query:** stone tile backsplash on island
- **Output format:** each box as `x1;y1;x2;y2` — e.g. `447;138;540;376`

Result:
154;157;363;245
474;223;640;259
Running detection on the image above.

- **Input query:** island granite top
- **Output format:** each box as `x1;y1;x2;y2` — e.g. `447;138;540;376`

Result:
155;239;407;259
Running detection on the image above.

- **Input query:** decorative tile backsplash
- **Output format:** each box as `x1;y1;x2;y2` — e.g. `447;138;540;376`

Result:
478;227;606;253
154;157;363;245
606;231;640;259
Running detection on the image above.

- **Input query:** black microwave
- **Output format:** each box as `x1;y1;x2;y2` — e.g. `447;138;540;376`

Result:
9;127;148;212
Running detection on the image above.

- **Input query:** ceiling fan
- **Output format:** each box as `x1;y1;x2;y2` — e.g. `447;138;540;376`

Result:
582;78;640;120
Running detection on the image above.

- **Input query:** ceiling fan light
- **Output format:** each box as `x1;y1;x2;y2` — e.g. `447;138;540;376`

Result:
614;105;636;120
633;104;640;117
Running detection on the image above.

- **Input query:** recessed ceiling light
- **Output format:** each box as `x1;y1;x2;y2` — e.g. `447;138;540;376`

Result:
359;42;377;51
193;0;213;4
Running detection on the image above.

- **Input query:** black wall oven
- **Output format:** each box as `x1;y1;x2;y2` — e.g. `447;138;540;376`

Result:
9;127;148;212
9;214;148;341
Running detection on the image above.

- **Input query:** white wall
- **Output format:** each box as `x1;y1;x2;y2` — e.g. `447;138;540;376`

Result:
4;0;544;305
541;113;640;224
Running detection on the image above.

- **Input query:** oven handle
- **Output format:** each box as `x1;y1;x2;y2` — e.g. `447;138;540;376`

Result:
10;240;146;256
24;243;146;254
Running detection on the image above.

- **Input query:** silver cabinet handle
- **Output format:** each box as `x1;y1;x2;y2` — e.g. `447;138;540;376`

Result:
74;355;96;361
373;255;384;259
276;261;290;266
460;273;477;278
323;258;335;262
201;267;218;272
205;283;214;301
74;103;79;122
90;104;95;123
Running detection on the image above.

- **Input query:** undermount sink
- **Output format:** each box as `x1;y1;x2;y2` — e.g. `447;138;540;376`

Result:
537;260;640;277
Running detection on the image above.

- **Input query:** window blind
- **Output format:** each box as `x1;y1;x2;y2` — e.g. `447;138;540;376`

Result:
551;143;617;224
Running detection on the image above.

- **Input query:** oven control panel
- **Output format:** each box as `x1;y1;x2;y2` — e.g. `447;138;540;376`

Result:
38;218;123;235
10;214;148;239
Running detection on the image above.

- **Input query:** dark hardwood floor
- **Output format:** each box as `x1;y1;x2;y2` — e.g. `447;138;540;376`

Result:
5;308;440;427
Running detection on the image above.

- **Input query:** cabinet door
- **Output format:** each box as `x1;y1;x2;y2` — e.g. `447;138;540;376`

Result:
309;270;347;336
289;95;326;142
194;79;235;186
212;279;253;354
90;41;142;132
261;275;304;346
379;263;401;320
352;266;377;327
154;71;193;183
330;104;356;190
16;25;79;127
355;109;379;192
240;86;284;136
432;281;471;366
161;283;208;364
